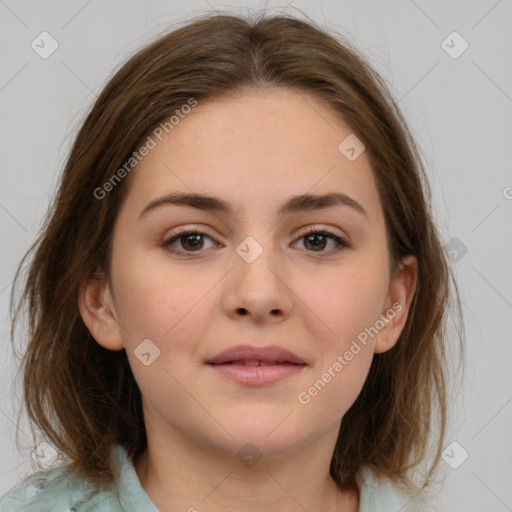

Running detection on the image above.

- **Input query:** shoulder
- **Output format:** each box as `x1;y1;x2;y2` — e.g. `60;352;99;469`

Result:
357;466;439;512
0;465;120;512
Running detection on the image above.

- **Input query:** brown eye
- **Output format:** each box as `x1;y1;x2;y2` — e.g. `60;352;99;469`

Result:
294;228;350;254
163;229;215;254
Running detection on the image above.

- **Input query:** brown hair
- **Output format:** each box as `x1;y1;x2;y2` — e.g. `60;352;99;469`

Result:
10;11;464;491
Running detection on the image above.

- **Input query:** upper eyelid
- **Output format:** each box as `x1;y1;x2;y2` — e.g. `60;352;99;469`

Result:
163;225;350;252
165;224;347;240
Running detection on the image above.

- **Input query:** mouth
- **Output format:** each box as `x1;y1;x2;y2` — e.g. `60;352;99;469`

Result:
206;344;307;365
206;345;307;386
209;359;304;366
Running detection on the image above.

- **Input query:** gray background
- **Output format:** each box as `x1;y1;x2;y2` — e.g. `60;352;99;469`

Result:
1;1;511;510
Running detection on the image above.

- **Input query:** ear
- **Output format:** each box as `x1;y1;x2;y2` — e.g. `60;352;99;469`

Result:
78;271;124;351
374;255;418;354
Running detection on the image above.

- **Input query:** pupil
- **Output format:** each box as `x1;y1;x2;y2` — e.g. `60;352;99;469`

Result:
183;234;202;250
306;234;325;251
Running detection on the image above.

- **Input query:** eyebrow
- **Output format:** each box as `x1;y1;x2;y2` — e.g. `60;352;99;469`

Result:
138;191;367;220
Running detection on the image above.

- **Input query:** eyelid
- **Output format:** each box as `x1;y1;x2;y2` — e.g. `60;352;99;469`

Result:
299;220;350;238
296;223;347;239
165;224;348;240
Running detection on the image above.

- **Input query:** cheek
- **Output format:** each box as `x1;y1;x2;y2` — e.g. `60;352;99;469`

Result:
113;261;210;403
297;278;379;418
111;248;207;340
111;251;219;388
306;263;388;346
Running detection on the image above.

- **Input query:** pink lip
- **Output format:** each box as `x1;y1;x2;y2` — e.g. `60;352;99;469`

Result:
206;344;307;386
208;363;306;386
206;344;306;365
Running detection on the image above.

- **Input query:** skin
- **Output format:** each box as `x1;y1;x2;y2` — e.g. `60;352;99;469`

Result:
79;87;417;512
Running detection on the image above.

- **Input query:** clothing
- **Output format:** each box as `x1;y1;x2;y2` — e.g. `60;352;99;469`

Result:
0;444;437;511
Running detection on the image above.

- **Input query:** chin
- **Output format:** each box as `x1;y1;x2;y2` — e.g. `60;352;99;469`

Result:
212;416;310;456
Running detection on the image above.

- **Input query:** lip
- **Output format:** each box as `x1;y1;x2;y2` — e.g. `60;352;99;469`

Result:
206;344;306;365
206;344;308;386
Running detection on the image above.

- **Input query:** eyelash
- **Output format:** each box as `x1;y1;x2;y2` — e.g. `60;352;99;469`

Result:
162;226;351;256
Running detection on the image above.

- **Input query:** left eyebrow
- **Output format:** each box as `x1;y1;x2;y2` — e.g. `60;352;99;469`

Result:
138;191;368;220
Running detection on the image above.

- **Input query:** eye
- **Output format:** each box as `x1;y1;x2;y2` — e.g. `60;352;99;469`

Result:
162;228;216;255
162;226;351;256
293;226;350;255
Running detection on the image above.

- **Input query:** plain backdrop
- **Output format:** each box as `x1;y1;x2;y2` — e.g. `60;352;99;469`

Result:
1;1;511;511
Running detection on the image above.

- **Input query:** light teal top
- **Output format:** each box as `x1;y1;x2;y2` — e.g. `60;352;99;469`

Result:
0;444;438;511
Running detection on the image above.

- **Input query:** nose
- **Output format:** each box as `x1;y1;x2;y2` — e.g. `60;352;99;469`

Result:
222;235;293;323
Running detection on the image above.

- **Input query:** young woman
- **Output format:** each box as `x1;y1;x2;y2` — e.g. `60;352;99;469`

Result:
2;11;463;512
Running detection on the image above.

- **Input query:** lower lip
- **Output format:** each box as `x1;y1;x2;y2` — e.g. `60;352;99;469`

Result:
207;363;307;386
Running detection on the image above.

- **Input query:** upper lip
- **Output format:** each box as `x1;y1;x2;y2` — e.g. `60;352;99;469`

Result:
206;344;307;365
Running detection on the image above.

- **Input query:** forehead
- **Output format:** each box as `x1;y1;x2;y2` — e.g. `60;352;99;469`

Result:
121;88;382;223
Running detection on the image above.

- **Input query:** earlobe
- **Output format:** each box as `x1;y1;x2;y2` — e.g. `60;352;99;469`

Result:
77;272;124;351
374;255;418;354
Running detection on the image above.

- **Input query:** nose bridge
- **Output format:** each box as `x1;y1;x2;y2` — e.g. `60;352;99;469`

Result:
233;231;282;285
227;195;291;273
230;204;277;264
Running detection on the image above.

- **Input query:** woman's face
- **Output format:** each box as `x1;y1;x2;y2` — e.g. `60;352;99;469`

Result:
82;87;415;460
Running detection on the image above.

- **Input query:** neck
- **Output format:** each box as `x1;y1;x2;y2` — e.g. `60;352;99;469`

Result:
134;428;358;511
